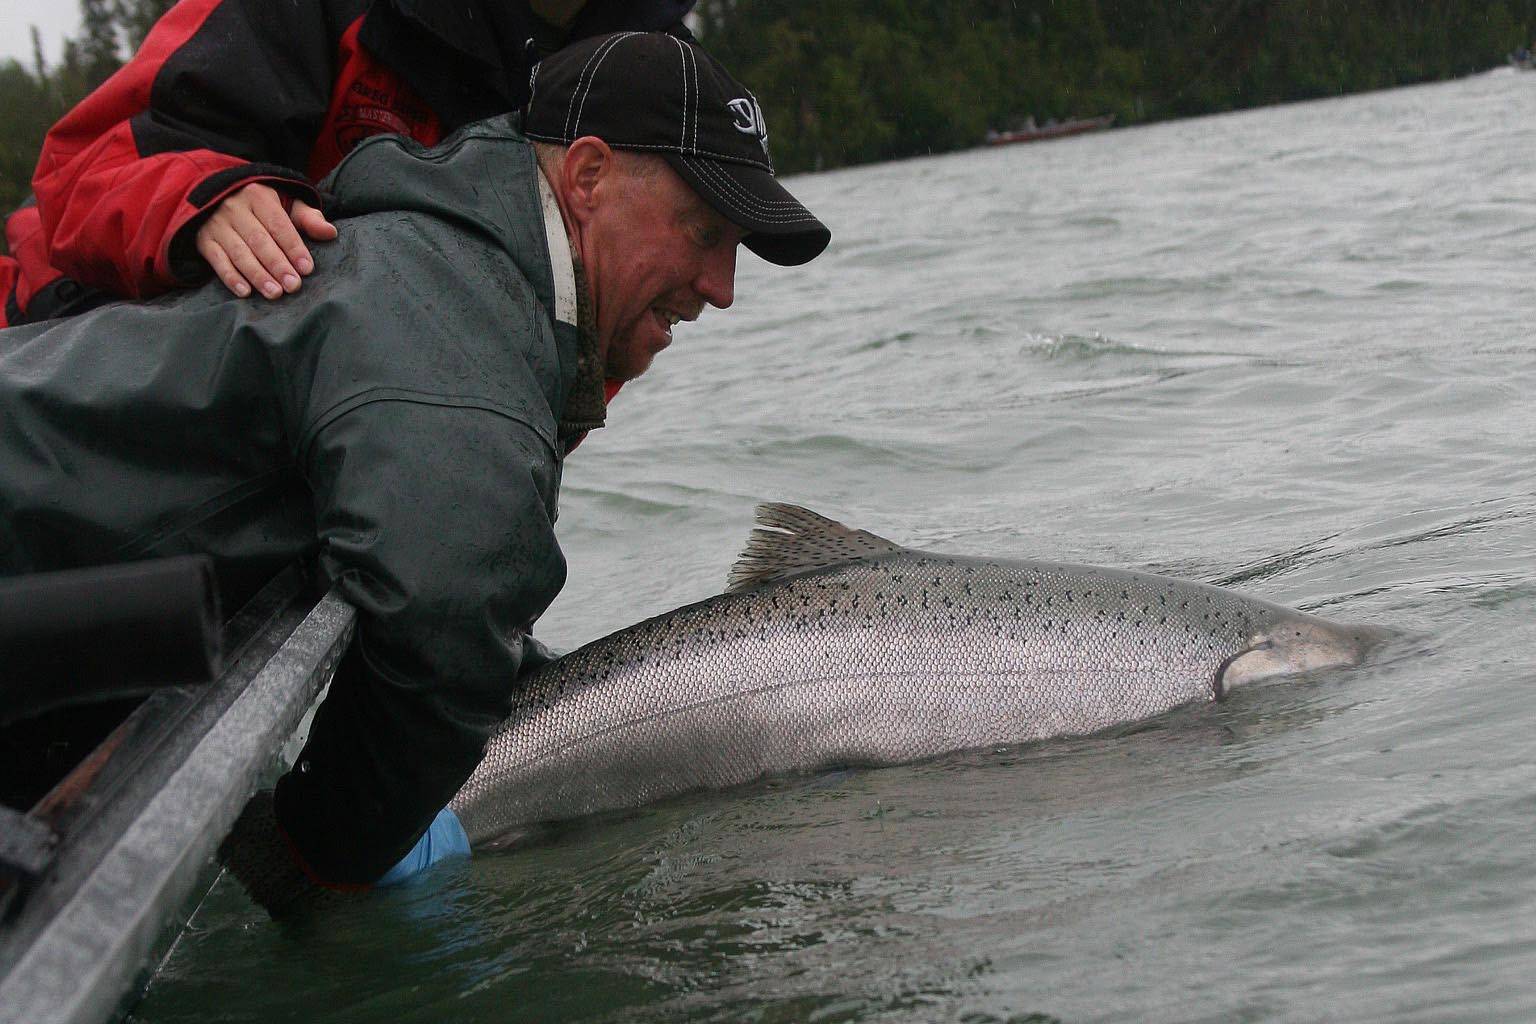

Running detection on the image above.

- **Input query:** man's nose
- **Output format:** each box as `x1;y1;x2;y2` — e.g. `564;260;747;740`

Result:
696;243;736;310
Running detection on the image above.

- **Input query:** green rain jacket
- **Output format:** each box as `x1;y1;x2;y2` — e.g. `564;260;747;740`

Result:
0;115;606;883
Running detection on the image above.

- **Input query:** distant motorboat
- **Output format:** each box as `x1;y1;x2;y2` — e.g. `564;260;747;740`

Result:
985;114;1115;146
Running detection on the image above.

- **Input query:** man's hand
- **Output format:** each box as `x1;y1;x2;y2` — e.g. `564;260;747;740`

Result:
219;789;346;920
195;183;337;300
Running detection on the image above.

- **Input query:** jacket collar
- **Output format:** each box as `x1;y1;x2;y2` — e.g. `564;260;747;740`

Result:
538;172;606;439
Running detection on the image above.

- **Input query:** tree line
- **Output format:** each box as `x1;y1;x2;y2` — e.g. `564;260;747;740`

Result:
1;0;172;216
694;0;1536;173
2;0;1532;218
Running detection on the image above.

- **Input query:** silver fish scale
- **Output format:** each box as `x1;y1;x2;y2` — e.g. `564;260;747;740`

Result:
450;552;1281;844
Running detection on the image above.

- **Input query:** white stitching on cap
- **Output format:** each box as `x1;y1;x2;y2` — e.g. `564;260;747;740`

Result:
572;32;635;135
576;140;770;166
523;133;772;165
567;32;637;137
569;33;624;136
562;39;607;137
669;34;690;152
684;38;700;152
681;156;818;222
680;155;805;208
575;32;642;136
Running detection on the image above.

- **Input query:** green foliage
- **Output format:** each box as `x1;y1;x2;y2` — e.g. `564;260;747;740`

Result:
79;0;124;88
112;0;176;51
0;0;169;248
0;60;60;216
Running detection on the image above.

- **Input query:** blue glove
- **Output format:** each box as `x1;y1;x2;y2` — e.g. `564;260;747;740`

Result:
375;807;471;887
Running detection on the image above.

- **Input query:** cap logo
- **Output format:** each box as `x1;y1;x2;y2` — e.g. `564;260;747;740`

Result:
727;96;769;154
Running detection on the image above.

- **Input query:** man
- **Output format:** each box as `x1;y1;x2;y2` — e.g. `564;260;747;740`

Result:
0;0;697;327
0;32;828;907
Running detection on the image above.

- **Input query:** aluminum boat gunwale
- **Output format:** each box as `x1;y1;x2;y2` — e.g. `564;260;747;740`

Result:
0;568;356;1024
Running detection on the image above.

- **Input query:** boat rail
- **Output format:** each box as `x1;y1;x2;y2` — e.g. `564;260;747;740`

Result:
0;568;355;1024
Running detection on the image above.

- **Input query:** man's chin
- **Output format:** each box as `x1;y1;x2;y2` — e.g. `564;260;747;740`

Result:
604;352;659;383
604;335;667;382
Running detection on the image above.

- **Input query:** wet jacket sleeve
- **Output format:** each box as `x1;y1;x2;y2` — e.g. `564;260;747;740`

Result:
275;393;567;885
31;0;344;298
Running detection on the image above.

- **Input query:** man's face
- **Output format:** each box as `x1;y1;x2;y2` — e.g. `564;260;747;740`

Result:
582;157;745;382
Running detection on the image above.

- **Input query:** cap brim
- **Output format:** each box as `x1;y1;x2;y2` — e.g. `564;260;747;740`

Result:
666;154;830;267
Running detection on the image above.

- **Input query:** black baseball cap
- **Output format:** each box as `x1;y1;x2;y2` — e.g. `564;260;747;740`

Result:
523;31;830;267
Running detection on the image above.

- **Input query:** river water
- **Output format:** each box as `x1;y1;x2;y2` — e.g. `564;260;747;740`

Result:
130;69;1535;1023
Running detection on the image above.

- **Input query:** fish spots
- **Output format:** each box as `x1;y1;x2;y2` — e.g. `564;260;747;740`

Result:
493;550;1317;795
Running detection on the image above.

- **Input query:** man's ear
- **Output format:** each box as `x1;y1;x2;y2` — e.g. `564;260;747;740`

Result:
560;136;614;224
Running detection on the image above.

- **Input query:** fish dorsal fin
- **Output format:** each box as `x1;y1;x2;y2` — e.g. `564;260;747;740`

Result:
725;504;907;593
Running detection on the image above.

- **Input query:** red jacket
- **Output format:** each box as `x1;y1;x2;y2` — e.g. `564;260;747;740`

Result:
1;0;694;326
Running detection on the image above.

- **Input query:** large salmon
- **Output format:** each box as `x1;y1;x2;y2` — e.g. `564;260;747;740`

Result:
450;504;1389;844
